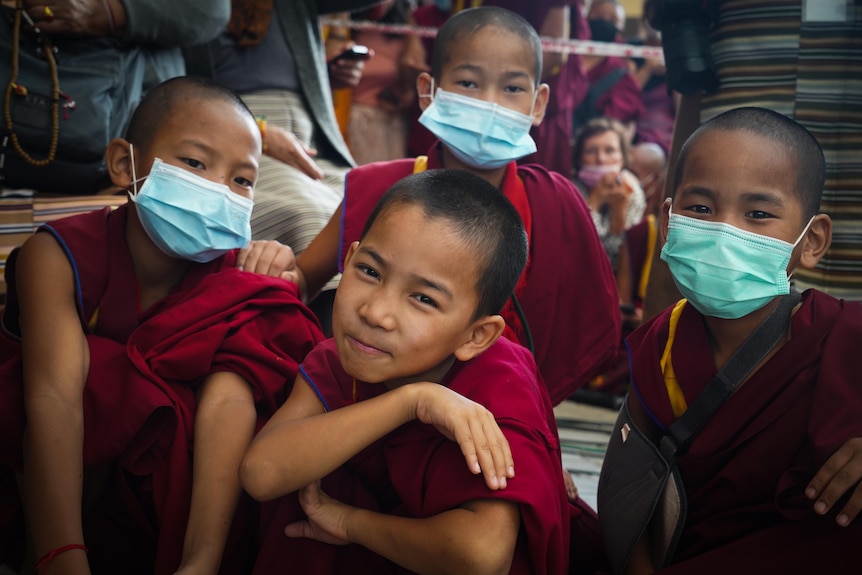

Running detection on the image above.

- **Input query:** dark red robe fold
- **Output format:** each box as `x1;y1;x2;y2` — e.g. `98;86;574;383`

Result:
339;145;620;405
586;56;644;126
0;205;324;574
254;337;577;575
624;290;862;572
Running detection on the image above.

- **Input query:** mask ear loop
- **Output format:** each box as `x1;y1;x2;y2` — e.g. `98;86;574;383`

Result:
787;215;817;283
419;77;436;102
128;142;138;198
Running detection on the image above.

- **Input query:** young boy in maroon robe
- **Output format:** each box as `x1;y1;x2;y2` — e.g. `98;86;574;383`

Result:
240;169;600;575
0;77;323;574
608;107;862;574
291;6;620;408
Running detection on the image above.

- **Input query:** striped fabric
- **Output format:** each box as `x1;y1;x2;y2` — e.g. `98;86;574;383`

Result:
700;0;862;299
240;90;348;292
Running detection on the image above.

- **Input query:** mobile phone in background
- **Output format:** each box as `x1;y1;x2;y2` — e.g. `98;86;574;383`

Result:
329;45;372;62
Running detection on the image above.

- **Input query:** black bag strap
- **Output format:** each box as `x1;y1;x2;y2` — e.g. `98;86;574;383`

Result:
660;291;802;459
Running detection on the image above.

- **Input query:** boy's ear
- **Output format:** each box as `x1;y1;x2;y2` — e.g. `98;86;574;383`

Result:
530;83;550;127
453;315;506;362
343;240;360;269
105;138;134;190
417;72;434;112
659;197;673;246
796;214;832;270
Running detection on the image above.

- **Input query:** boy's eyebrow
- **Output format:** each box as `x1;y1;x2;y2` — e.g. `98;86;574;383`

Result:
740;191;785;207
677;186;714;200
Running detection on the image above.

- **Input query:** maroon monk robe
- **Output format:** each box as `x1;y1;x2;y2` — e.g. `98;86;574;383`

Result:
0;205;324;574
253;336;584;575
587;56;644;126
624;289;862;572
339;145;620;405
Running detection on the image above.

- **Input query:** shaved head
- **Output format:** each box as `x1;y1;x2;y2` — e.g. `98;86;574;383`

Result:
124;76;255;153
431;6;542;86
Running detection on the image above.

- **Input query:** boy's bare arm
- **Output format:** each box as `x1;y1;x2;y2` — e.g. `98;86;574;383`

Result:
176;371;257;574
16;233;91;573
290;482;520;575
240;377;513;501
293;203;343;302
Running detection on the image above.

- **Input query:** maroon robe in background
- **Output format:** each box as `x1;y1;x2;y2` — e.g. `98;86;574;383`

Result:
253;337;597;575
624;290;862;572
0;205;324;574
586;56;644;126
339;146;620;405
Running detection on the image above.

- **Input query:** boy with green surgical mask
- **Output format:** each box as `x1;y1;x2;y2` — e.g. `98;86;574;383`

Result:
283;6;621;413
600;106;862;574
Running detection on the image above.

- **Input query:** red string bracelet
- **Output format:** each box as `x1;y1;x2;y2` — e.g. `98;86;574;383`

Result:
35;543;88;573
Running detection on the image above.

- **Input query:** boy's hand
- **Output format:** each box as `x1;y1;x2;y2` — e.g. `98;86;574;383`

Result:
806;437;862;526
412;384;514;491
237;240;298;282
285;482;353;545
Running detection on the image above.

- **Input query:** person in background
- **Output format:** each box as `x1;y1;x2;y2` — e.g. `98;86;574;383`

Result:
183;0;380;329
1;0;230;194
572;116;646;272
575;0;644;143
347;0;416;164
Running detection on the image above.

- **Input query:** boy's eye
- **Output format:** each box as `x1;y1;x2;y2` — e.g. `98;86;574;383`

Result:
234;176;254;188
455;80;477;89
182;158;204;169
684;204;711;214
504;85;526;93
412;293;438;308
356;264;380;279
746;210;775;219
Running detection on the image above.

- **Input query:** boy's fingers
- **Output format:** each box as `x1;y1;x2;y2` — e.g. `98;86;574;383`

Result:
836;485;862;526
807;442;858;501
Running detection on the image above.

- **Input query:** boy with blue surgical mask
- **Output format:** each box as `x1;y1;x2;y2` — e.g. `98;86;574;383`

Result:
603;107;862;574
291;6;620;413
0;76;323;574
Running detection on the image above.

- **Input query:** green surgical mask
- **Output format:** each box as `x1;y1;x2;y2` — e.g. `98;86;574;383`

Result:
660;212;814;319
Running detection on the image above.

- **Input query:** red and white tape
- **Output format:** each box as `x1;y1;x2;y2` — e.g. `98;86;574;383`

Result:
320;18;665;61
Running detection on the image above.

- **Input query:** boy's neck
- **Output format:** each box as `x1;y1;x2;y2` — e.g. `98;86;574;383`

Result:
126;207;190;309
438;145;509;190
384;355;457;391
702;297;789;370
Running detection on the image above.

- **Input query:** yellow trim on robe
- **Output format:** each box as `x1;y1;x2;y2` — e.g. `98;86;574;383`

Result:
413;156;428;174
637;214;657;302
660;299;689;418
88;308;99;330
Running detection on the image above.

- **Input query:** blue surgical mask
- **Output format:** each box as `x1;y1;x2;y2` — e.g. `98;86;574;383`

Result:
660;211;814;319
128;145;253;263
418;84;537;170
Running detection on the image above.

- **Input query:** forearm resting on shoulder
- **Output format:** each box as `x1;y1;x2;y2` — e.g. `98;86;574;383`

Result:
349;499;520;575
178;372;256;573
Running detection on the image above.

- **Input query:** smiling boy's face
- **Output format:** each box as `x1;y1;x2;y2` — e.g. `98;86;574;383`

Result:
331;203;486;388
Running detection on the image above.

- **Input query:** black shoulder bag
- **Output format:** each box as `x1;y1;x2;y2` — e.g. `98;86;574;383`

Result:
597;292;801;575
